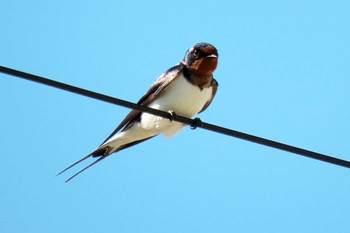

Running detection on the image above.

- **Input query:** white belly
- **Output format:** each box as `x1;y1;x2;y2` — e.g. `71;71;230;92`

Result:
102;74;213;150
140;74;212;136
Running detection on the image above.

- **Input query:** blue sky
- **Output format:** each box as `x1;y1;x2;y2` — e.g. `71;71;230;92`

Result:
1;1;350;232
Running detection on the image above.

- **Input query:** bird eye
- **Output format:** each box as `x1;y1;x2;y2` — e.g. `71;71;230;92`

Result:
193;49;200;58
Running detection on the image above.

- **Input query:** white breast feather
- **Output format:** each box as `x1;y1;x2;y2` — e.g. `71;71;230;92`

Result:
140;74;212;137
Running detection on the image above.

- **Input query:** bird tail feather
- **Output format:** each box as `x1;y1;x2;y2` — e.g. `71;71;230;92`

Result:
56;146;111;182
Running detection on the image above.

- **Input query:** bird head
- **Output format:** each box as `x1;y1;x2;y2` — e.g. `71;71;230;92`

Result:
183;42;218;76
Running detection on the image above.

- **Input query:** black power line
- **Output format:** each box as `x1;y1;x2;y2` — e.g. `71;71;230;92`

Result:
1;65;350;169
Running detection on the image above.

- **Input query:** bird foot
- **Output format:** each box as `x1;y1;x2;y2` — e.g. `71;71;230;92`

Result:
167;110;177;122
191;117;203;130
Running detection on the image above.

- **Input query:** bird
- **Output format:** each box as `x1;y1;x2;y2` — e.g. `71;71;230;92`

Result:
58;42;219;182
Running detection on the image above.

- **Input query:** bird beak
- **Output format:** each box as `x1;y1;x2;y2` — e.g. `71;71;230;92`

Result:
205;54;218;58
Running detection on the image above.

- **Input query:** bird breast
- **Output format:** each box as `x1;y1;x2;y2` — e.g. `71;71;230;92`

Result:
140;74;212;136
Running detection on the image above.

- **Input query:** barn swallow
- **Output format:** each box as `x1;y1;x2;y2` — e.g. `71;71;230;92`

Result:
58;42;219;182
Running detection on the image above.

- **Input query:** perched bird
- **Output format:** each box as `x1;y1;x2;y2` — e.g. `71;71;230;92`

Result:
58;42;219;182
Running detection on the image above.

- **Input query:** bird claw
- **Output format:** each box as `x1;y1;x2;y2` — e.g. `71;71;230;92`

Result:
167;110;177;122
191;117;203;130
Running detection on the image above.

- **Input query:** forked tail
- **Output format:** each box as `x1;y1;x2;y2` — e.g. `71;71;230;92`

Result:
57;146;111;182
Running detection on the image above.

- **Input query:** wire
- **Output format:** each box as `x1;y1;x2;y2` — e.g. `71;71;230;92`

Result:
1;65;350;169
